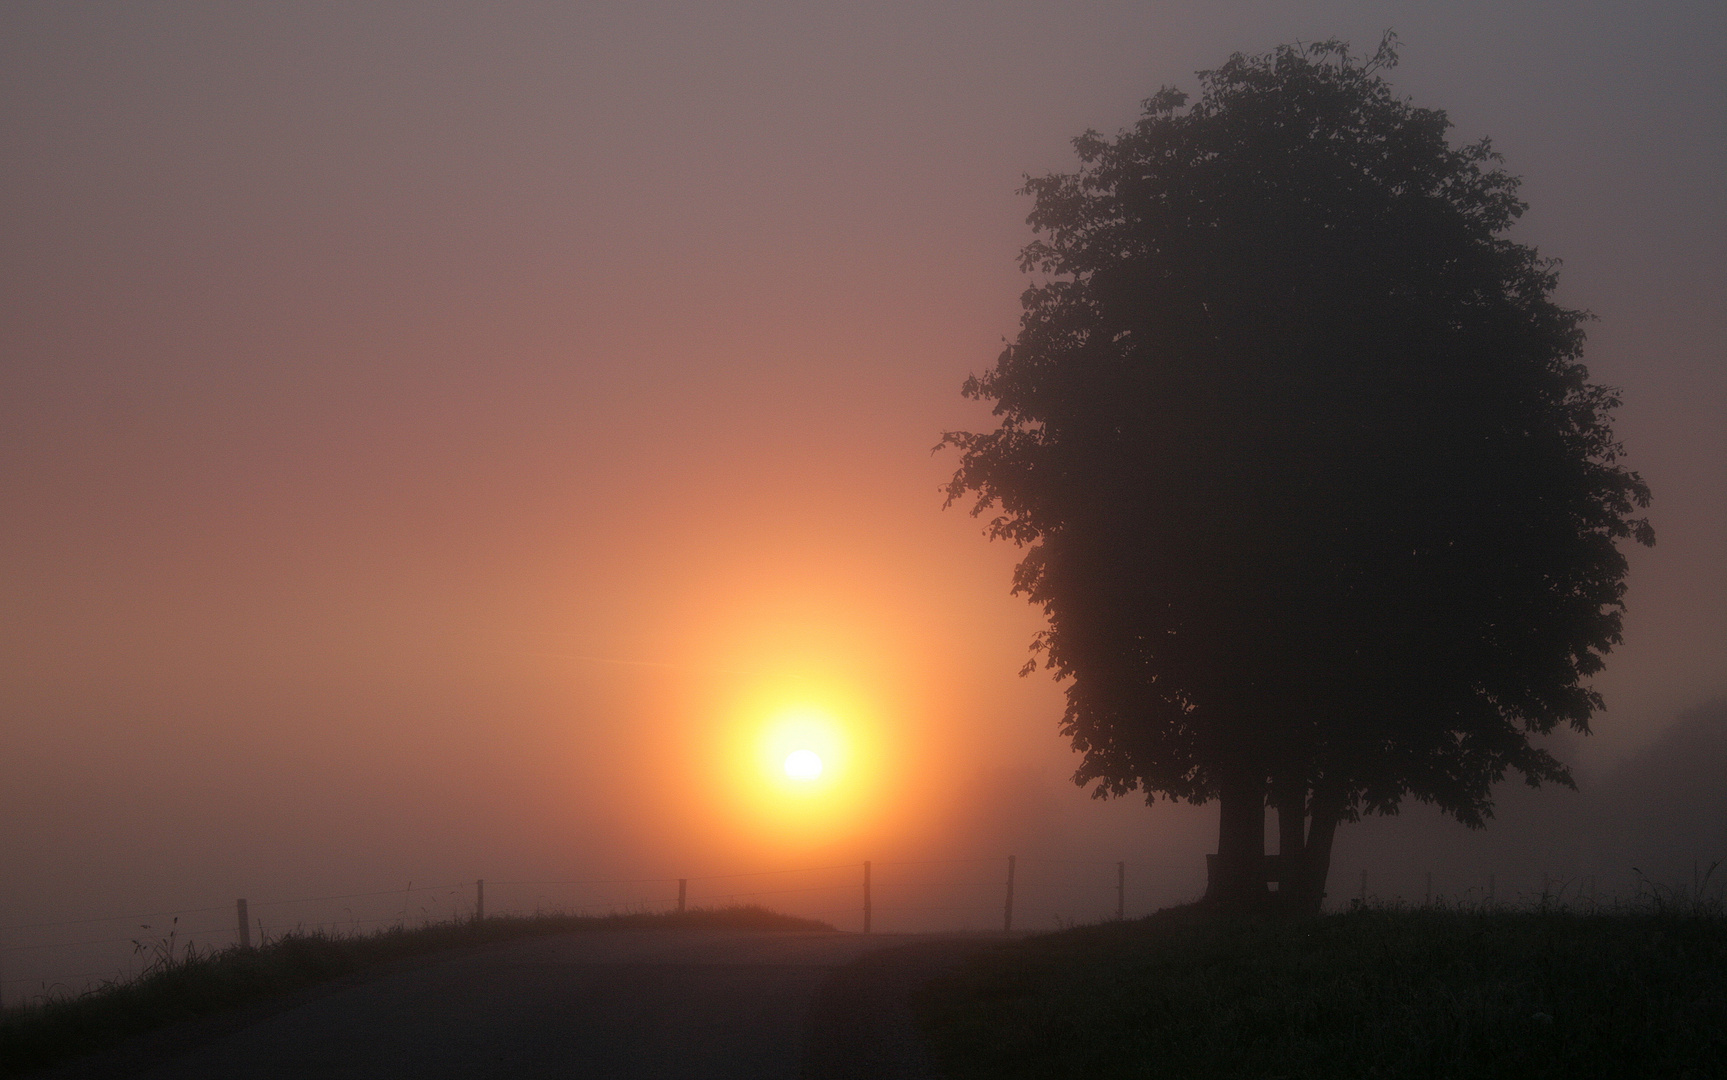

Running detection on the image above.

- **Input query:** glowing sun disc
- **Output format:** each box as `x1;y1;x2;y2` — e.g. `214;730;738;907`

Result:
783;749;823;781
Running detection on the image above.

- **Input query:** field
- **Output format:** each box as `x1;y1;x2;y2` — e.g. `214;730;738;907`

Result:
916;903;1727;1079
0;905;829;1078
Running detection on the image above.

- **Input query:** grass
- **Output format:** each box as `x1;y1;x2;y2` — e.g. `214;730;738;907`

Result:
0;904;830;1078
915;902;1727;1080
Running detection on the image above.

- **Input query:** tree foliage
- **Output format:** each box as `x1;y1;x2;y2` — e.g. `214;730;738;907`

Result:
942;38;1652;902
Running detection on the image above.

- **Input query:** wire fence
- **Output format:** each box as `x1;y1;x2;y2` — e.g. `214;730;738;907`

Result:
4;858;1687;1005
0;855;1138;1002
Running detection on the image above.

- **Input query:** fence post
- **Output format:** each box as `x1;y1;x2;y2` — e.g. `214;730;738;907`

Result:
237;898;251;949
1116;861;1125;921
1004;855;1016;933
863;861;872;934
677;878;687;914
475;880;485;924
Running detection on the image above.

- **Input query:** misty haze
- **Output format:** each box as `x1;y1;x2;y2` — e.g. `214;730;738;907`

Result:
1;3;1722;1078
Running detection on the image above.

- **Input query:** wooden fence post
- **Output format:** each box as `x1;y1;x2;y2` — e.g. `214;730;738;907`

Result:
677;878;687;914
475;880;485;924
1116;861;1125;921
237;898;251;949
863;861;872;934
1004;855;1016;933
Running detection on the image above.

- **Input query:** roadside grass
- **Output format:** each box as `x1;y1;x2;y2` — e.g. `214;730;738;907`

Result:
916;902;1727;1079
0;904;830;1078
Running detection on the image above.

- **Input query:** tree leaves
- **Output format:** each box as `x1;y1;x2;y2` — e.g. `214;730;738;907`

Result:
943;40;1652;830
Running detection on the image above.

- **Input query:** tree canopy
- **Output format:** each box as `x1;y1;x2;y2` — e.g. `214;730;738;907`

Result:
941;38;1653;908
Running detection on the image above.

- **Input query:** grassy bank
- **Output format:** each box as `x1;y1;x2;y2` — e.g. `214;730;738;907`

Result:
917;905;1726;1079
0;905;830;1078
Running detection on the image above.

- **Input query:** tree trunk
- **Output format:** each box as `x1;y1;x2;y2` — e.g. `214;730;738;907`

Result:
1273;774;1306;912
1204;766;1268;907
1288;793;1340;916
1274;774;1306;857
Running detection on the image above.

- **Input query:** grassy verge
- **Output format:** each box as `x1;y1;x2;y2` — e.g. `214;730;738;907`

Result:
916;905;1726;1079
0;905;830;1078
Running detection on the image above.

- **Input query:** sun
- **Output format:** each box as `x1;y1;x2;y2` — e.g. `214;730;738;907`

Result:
783;748;823;781
713;695;879;839
753;703;848;799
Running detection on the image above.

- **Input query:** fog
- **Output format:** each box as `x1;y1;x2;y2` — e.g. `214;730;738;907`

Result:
2;2;1722;994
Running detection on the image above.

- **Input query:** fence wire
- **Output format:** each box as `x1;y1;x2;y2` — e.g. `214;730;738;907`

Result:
0;855;1148;999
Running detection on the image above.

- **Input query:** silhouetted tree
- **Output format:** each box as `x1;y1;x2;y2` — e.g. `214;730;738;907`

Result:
942;38;1653;911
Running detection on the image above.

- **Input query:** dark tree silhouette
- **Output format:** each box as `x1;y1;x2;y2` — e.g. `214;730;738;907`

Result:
941;38;1653;911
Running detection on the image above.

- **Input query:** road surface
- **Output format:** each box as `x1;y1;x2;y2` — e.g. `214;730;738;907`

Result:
48;927;984;1079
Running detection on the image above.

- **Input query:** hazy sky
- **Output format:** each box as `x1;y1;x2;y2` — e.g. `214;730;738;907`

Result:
2;1;1722;980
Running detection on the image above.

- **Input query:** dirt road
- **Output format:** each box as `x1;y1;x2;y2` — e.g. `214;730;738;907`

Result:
51;928;980;1079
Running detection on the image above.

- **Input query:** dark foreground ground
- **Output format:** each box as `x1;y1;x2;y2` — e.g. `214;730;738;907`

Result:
12;906;1723;1078
914;905;1727;1080
14;924;988;1080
